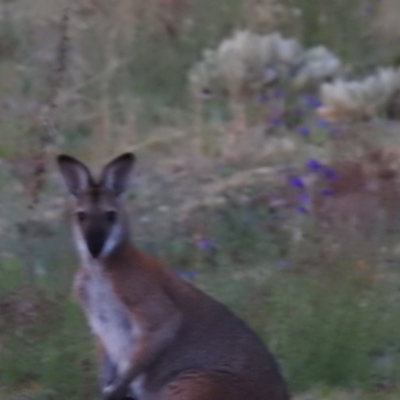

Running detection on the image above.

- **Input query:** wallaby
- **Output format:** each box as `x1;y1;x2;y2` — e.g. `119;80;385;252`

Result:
57;153;291;400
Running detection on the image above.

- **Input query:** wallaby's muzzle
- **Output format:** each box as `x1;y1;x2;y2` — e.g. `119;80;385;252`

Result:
86;228;107;258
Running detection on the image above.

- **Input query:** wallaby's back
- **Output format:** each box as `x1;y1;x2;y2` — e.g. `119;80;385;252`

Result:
98;237;290;400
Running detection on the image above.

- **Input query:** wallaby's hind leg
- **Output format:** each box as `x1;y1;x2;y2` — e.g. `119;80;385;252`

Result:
157;370;272;400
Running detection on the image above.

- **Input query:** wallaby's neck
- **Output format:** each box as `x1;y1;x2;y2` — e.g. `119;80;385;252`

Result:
102;238;136;267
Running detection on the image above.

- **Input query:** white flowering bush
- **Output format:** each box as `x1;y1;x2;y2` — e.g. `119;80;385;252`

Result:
189;30;342;97
318;67;400;120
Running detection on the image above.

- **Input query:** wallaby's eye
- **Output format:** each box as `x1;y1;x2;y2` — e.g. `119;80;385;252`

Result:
76;212;87;222
105;211;117;223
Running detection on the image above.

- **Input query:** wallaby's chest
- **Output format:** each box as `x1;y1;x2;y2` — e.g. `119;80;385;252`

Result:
75;266;134;371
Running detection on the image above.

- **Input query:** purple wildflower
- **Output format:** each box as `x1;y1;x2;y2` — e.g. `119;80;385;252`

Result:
273;88;284;99
306;158;322;171
299;193;310;203
197;239;213;250
257;93;268;103
268;108;283;126
321;188;334;196
269;116;282;126
304;95;322;109
297;205;309;214
316;118;330;128
324;167;337;181
289;176;305;189
298;126;311;136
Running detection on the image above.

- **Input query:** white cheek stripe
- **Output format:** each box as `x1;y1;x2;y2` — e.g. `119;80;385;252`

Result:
72;223;91;262
101;223;123;257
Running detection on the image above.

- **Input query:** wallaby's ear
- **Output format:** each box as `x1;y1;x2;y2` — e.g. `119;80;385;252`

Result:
57;154;94;196
100;153;135;196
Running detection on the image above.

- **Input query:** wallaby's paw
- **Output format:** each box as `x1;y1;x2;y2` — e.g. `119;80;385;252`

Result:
103;383;131;400
102;384;116;400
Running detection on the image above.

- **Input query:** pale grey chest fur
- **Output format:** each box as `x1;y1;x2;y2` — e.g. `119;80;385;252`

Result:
76;264;135;373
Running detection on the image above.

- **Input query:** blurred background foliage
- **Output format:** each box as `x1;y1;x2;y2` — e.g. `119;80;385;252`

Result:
0;0;400;399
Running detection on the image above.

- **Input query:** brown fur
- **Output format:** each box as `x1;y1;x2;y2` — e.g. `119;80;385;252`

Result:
57;153;291;400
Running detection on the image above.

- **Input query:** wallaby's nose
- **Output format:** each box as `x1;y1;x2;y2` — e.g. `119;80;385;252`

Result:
86;229;107;258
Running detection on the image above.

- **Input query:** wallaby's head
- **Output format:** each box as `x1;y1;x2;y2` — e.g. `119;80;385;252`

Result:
57;153;135;259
